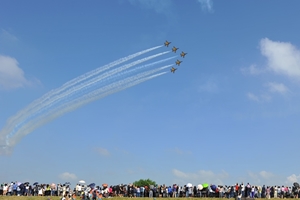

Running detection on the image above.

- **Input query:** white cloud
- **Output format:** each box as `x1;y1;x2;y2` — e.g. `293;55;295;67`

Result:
259;171;274;179
0;55;33;90
59;172;77;180
168;147;192;156
172;169;228;185
198;79;218;93
197;0;214;13
266;82;289;94
260;38;300;79
0;29;18;42
128;0;172;14
247;93;259;102
173;169;190;179
247;92;271;103
286;174;300;184
246;171;278;185
95;147;110;156
241;64;265;75
247;171;261;183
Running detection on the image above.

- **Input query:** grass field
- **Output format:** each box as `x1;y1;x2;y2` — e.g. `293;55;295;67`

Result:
0;197;227;200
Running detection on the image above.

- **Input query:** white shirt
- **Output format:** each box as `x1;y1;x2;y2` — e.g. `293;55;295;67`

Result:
241;185;245;191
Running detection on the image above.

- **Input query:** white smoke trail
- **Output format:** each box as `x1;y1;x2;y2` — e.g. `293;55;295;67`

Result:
1;66;169;154
3;45;163;134
2;54;174;142
28;52;171;117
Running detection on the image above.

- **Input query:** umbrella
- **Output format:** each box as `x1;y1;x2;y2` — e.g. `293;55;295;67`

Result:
187;183;192;188
257;186;261;190
79;180;86;184
33;182;38;186
197;184;203;190
88;183;96;188
294;182;300;188
202;183;209;188
211;185;217;191
51;183;56;189
24;182;30;185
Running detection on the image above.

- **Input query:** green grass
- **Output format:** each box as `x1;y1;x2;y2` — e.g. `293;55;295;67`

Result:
0;197;227;200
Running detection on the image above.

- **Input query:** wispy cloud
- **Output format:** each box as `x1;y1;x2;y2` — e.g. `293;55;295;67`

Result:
243;38;300;101
247;93;260;102
247;92;271;103
128;0;173;15
0;55;35;90
95;147;110;156
59;172;77;180
286;174;300;184
168;147;192;156
241;64;265;75
260;38;300;80
266;82;289;94
0;29;18;42
259;170;274;179
198;79;218;93
172;169;228;185
197;0;214;13
242;170;285;185
247;171;275;184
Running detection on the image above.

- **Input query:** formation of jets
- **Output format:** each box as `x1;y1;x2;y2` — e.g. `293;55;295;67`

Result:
175;59;182;66
170;67;177;73
172;46;179;53
164;41;171;47
164;40;187;73
180;51;187;58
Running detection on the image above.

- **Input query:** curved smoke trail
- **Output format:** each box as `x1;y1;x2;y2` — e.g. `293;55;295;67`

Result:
4;45;163;136
2;53;174;143
1;66;169;154
0;46;173;154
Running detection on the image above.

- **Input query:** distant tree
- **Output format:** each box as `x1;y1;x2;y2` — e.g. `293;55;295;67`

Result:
133;179;156;187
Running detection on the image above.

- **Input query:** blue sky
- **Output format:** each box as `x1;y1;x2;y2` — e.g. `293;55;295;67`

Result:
1;0;300;187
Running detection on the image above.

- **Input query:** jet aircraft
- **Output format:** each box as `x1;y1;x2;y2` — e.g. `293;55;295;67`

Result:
170;67;177;73
164;40;171;47
180;51;187;58
172;46;179;53
175;60;182;66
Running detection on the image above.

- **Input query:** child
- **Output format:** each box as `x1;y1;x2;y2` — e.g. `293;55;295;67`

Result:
238;192;242;200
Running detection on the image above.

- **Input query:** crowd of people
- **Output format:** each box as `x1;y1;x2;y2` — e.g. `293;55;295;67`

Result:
0;181;299;199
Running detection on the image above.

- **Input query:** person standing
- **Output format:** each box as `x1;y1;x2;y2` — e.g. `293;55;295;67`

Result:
250;186;255;198
136;186;140;197
149;188;153;198
257;186;262;198
140;186;144;197
274;186;277;198
266;186;271;199
219;186;223;198
172;185;177;198
281;186;285;198
240;183;245;197
188;186;192;197
3;184;8;196
293;186;298;199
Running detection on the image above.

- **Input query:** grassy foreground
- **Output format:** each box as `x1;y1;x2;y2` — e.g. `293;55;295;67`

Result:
0;197;226;200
